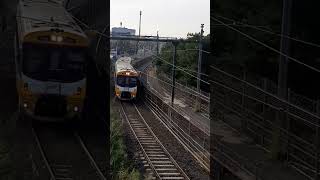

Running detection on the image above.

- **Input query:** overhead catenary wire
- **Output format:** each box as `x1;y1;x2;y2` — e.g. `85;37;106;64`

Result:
137;48;210;79
69;15;211;77
211;15;320;74
209;78;320;128
215;14;320;49
161;48;211;54
19;15;211;86
137;48;210;77
17;15;70;27
141;71;209;101
212;23;272;30
150;53;210;83
210;65;320;120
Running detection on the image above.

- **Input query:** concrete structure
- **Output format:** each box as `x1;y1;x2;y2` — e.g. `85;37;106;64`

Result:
111;27;136;36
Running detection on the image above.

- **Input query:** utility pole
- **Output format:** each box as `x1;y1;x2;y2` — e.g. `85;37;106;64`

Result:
195;24;204;112
156;31;159;55
136;10;142;54
171;42;178;106
278;0;292;100
139;10;142;37
272;0;292;160
65;0;71;9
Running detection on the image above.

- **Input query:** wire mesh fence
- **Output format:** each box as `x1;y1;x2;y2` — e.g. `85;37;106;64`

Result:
210;66;320;180
143;77;210;172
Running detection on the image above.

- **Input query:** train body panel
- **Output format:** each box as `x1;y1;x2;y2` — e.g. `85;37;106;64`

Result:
15;0;89;121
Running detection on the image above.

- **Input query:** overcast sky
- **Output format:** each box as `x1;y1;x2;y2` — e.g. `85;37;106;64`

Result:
110;0;210;38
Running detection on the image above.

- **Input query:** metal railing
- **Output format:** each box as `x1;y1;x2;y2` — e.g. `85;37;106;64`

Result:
143;86;210;172
143;78;268;180
211;66;320;180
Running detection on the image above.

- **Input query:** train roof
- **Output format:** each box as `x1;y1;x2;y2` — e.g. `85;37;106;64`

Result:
17;0;86;39
115;57;138;75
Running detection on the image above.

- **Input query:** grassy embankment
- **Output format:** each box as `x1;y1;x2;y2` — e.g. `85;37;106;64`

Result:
110;106;140;179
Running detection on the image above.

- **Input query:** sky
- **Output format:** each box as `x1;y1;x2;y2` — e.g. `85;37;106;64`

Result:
110;0;210;38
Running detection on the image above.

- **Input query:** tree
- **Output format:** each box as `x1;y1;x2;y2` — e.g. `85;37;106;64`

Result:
156;33;210;92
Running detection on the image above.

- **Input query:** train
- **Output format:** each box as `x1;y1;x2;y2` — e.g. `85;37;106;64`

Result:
114;57;140;100
15;0;90;121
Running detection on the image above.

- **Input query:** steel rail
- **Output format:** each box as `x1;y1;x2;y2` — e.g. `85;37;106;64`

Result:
74;132;106;180
133;103;190;180
31;127;56;180
120;102;190;179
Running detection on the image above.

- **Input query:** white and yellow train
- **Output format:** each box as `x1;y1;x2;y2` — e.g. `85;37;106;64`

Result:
114;57;139;100
15;0;89;121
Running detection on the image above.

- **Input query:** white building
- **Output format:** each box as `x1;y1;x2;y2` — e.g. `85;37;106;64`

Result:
111;27;136;36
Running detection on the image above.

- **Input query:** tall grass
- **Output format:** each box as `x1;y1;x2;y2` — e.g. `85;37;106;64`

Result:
110;107;140;180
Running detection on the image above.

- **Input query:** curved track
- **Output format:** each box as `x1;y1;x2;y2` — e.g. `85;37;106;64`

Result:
120;101;190;180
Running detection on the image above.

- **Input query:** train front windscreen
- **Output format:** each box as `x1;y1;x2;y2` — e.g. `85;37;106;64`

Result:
22;43;87;83
116;75;137;88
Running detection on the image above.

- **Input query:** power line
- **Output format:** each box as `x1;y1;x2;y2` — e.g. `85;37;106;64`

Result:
215;14;320;49
212;23;272;30
17;16;70;27
161;48;211;54
211;15;320;74
155;55;209;77
136;47;210;78
151;53;210;82
19;14;210;83
209;78;320;128
157;74;210;100
140;71;209;100
132;47;210;77
210;65;320;120
214;14;274;31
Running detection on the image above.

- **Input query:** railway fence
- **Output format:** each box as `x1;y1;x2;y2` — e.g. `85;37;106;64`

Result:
141;65;265;179
142;80;266;179
210;66;320;180
143;85;210;172
151;72;210;116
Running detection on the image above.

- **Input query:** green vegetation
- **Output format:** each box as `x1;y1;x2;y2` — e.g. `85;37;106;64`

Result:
110;107;140;180
156;33;210;90
213;0;282;80
0;137;12;180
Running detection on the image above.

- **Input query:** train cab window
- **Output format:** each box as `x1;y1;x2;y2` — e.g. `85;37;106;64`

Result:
116;75;137;88
22;43;87;82
117;76;126;86
65;51;85;71
23;47;47;75
128;77;137;87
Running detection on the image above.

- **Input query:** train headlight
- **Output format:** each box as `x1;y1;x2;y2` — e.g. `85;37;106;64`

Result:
115;87;120;95
51;35;57;41
73;106;79;112
50;35;63;42
57;36;63;42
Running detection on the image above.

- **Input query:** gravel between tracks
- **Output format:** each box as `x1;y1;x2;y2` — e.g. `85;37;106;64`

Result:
112;101;147;179
134;102;209;180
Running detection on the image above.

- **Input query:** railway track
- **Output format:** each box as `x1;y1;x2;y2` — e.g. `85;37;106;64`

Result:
120;102;190;180
32;125;106;180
